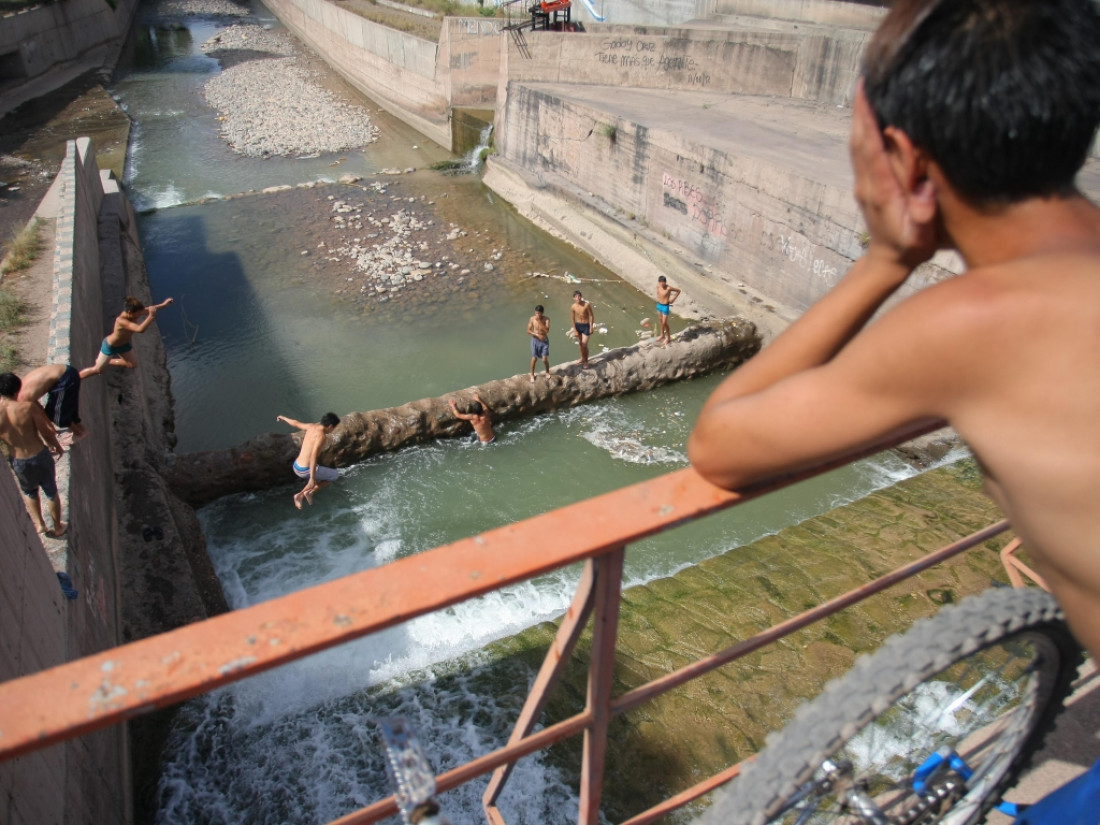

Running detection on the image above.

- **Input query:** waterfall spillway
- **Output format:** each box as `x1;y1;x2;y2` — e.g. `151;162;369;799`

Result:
465;123;494;172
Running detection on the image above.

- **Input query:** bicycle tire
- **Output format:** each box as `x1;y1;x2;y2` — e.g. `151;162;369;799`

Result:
699;587;1082;825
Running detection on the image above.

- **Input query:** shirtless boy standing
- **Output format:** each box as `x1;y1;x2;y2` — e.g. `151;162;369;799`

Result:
570;291;595;367
19;363;87;445
277;412;340;509
81;295;174;379
0;373;66;537
690;0;1100;818
527;304;551;381
655;276;682;346
449;393;495;445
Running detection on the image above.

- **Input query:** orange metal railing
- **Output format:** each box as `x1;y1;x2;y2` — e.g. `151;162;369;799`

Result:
0;421;1009;825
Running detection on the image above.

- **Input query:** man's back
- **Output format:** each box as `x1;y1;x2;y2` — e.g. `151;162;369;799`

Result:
0;398;47;459
934;246;1100;658
689;0;1100;664
17;364;65;403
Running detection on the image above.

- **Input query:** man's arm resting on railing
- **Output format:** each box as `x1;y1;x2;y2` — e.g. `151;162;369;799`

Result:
688;85;948;490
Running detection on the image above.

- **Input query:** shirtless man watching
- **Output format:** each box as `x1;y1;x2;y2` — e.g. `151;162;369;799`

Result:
0;373;66;537
690;0;1100;817
277;412;340;509
19;364;88;445
570;290;595;367
449;393;495;445
527;304;551;381
655;276;682;346
81;295;174;379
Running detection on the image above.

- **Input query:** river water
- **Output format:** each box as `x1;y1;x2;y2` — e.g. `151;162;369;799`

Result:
116;2;922;822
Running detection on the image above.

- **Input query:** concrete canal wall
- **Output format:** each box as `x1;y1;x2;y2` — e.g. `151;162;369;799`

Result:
485;2;946;321
0;138;131;825
0;137;223;825
260;0;503;149
0;0;140;118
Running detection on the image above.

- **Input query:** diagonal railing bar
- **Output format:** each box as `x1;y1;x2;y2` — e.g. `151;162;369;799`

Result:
607;518;1011;719
483;560;599;816
331;712;595;825
579;549;625;824
618;762;746;825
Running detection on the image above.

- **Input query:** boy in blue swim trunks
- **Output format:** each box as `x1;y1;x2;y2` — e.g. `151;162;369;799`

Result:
527;304;551;381
655;275;681;347
277;412;341;509
689;0;1100;821
0;373;66;537
81;295;174;379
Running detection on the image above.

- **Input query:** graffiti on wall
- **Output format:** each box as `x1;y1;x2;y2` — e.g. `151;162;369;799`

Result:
460;18;502;34
594;39;711;87
756;218;840;286
661;173;728;238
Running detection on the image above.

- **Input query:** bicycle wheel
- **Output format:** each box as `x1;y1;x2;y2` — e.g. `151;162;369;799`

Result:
699;587;1082;825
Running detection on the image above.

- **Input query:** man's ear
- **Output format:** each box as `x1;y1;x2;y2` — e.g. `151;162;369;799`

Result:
882;126;938;224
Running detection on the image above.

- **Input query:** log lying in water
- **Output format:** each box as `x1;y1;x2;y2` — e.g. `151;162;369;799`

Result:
163;318;761;507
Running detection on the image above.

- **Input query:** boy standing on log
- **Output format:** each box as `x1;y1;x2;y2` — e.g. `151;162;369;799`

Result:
689;0;1100;799
527;304;551;381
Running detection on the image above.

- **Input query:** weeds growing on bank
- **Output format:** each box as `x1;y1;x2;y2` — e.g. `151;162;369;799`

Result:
1;218;43;277
0;288;29;372
0;219;37;371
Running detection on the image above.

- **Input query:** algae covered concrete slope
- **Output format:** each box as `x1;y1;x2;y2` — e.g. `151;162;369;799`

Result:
485;458;1016;822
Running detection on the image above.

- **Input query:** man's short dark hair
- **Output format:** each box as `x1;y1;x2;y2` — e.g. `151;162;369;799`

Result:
863;0;1100;206
658;276;667;283
573;290;583;298
0;373;21;399
320;412;340;428
535;304;544;313
469;401;484;415
123;296;145;314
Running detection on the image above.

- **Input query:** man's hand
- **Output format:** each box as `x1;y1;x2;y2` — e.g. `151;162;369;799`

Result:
850;83;939;273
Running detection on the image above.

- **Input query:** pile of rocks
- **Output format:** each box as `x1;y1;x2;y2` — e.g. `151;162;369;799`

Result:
326;192;440;297
200;24;379;157
157;0;250;17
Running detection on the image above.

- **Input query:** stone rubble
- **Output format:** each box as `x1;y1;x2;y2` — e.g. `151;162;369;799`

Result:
199;23;379;157
157;0;250;16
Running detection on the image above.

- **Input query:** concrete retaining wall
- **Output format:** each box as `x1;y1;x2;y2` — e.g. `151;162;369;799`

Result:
0;138;131;825
506;23;869;106
261;0;448;145
0;0;140;117
261;0;503;149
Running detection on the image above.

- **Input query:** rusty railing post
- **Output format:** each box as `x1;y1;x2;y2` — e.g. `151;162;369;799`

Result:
483;560;599;822
578;547;625;824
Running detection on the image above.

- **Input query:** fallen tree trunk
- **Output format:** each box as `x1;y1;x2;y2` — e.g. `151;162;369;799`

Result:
164;318;760;506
